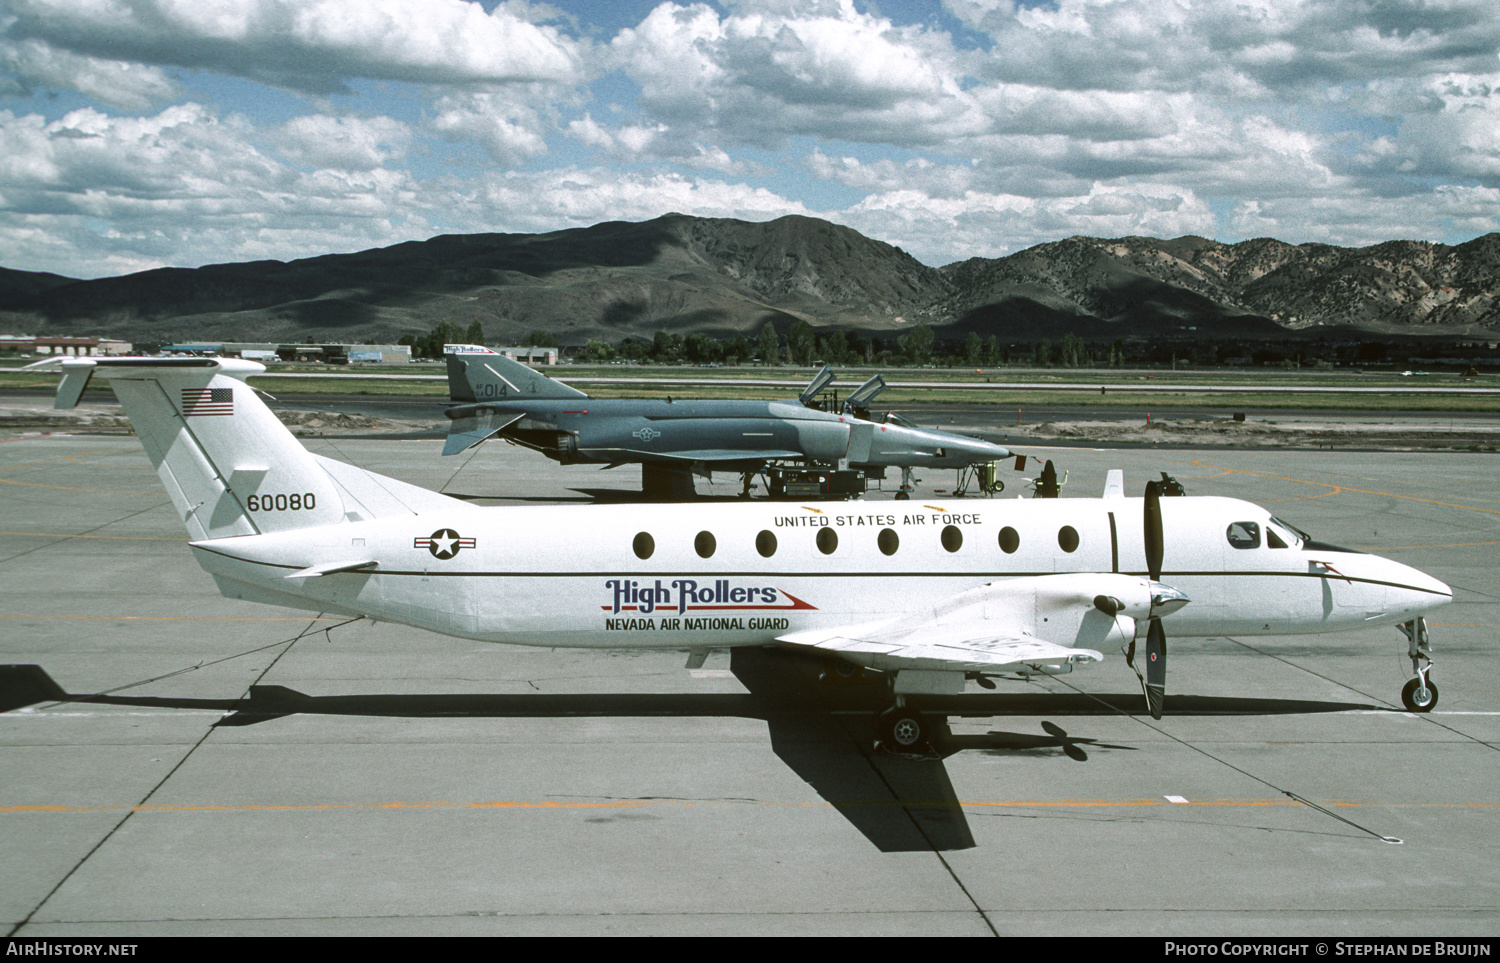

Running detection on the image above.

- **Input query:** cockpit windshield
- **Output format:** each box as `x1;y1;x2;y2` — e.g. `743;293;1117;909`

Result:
1268;515;1308;547
883;413;918;429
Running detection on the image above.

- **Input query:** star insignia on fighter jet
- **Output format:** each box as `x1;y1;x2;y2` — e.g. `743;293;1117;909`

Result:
414;528;476;560
632;426;661;442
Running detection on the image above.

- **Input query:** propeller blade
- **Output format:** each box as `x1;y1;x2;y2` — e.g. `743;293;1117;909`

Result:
1144;480;1163;582
1144;618;1167;719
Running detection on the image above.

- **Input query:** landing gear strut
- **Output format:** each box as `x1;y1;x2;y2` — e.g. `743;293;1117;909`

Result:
1398;617;1438;712
895;466;915;500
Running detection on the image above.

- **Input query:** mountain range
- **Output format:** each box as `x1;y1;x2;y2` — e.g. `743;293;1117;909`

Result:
2;214;1496;346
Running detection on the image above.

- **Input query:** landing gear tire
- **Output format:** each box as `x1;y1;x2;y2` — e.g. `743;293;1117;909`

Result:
877;707;928;752
1401;677;1439;713
894;491;910;500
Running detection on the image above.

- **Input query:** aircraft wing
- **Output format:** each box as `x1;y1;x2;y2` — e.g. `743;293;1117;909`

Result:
583;447;805;463
775;572;1160;673
778;623;1103;673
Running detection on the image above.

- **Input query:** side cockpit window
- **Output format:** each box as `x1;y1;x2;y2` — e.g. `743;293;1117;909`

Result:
1226;521;1261;549
1266;527;1289;549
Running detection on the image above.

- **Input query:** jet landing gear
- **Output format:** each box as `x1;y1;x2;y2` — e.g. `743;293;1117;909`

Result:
1399;618;1438;712
895;466;916;500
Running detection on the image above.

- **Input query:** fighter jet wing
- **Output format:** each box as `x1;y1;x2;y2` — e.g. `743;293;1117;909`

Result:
442;411;525;456
584;448;805;463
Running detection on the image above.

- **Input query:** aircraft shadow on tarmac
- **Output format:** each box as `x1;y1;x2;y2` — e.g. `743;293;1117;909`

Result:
0;658;1382;854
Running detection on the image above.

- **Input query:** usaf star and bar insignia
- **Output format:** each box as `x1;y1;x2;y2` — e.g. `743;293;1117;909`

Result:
414;529;476;559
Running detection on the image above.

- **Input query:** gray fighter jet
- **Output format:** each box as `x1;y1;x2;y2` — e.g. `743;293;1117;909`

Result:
440;351;1010;498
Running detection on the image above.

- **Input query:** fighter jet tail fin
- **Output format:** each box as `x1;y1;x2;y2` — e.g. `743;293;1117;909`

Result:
446;353;587;403
50;358;471;541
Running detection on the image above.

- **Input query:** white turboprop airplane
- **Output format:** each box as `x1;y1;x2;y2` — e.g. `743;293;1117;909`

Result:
45;357;1452;749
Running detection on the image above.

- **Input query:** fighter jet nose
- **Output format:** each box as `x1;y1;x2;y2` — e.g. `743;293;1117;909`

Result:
1150;582;1190;617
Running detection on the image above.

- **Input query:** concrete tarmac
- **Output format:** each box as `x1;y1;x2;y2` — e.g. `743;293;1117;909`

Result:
1;431;1497;936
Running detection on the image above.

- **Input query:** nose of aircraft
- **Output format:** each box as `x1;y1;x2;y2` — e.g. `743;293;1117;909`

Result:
1383;556;1453;617
911;427;1010;464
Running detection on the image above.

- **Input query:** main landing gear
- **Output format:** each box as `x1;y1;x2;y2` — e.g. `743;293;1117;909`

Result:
815;659;941;753
1398;617;1438;713
874;697;948;754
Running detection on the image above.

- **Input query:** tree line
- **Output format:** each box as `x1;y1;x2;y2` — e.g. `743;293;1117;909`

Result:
398;320;1492;370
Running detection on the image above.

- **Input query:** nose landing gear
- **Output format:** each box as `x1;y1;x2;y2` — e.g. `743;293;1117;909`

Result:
1398;618;1438;712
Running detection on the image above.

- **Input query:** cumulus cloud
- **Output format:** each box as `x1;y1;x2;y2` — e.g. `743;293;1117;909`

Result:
1230;186;1500;247
611;1;987;149
839;182;1218;264
427;90;554;167
0;36;177;110
273;114;411;171
454;167;811;235
0;104;430;275
946;0;1500;97
2;0;1498;280
3;0;584;93
0;102;813;277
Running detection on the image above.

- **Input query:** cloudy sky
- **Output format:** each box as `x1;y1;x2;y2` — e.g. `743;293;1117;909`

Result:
2;0;1498;279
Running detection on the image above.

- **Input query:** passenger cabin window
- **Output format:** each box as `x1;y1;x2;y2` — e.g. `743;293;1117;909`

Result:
755;530;777;558
633;532;654;560
695;531;717;558
998;526;1020;554
817;527;838;555
941;525;963;553
1058;525;1079;553
1226;521;1261;549
878;528;899;556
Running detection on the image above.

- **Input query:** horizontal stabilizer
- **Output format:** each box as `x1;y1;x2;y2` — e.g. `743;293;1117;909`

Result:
311;454;475;518
442;411;525;456
284;559;379;579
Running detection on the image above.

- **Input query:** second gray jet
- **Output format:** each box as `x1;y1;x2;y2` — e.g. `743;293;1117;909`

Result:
441;350;1010;499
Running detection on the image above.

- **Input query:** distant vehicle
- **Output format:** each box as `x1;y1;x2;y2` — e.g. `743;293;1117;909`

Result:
440;349;1012;499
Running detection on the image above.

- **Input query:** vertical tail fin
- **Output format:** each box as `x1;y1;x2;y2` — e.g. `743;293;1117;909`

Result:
55;358;347;540
446;353;587;402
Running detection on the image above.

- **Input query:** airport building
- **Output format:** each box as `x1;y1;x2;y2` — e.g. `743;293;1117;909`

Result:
497;346;559;365
157;342;413;364
1;336;133;356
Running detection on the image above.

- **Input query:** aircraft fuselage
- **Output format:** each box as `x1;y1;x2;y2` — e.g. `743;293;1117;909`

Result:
447;397;1006;469
193;495;1451;651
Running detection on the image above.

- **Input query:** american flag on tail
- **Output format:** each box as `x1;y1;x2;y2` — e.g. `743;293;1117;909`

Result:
181;387;234;416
